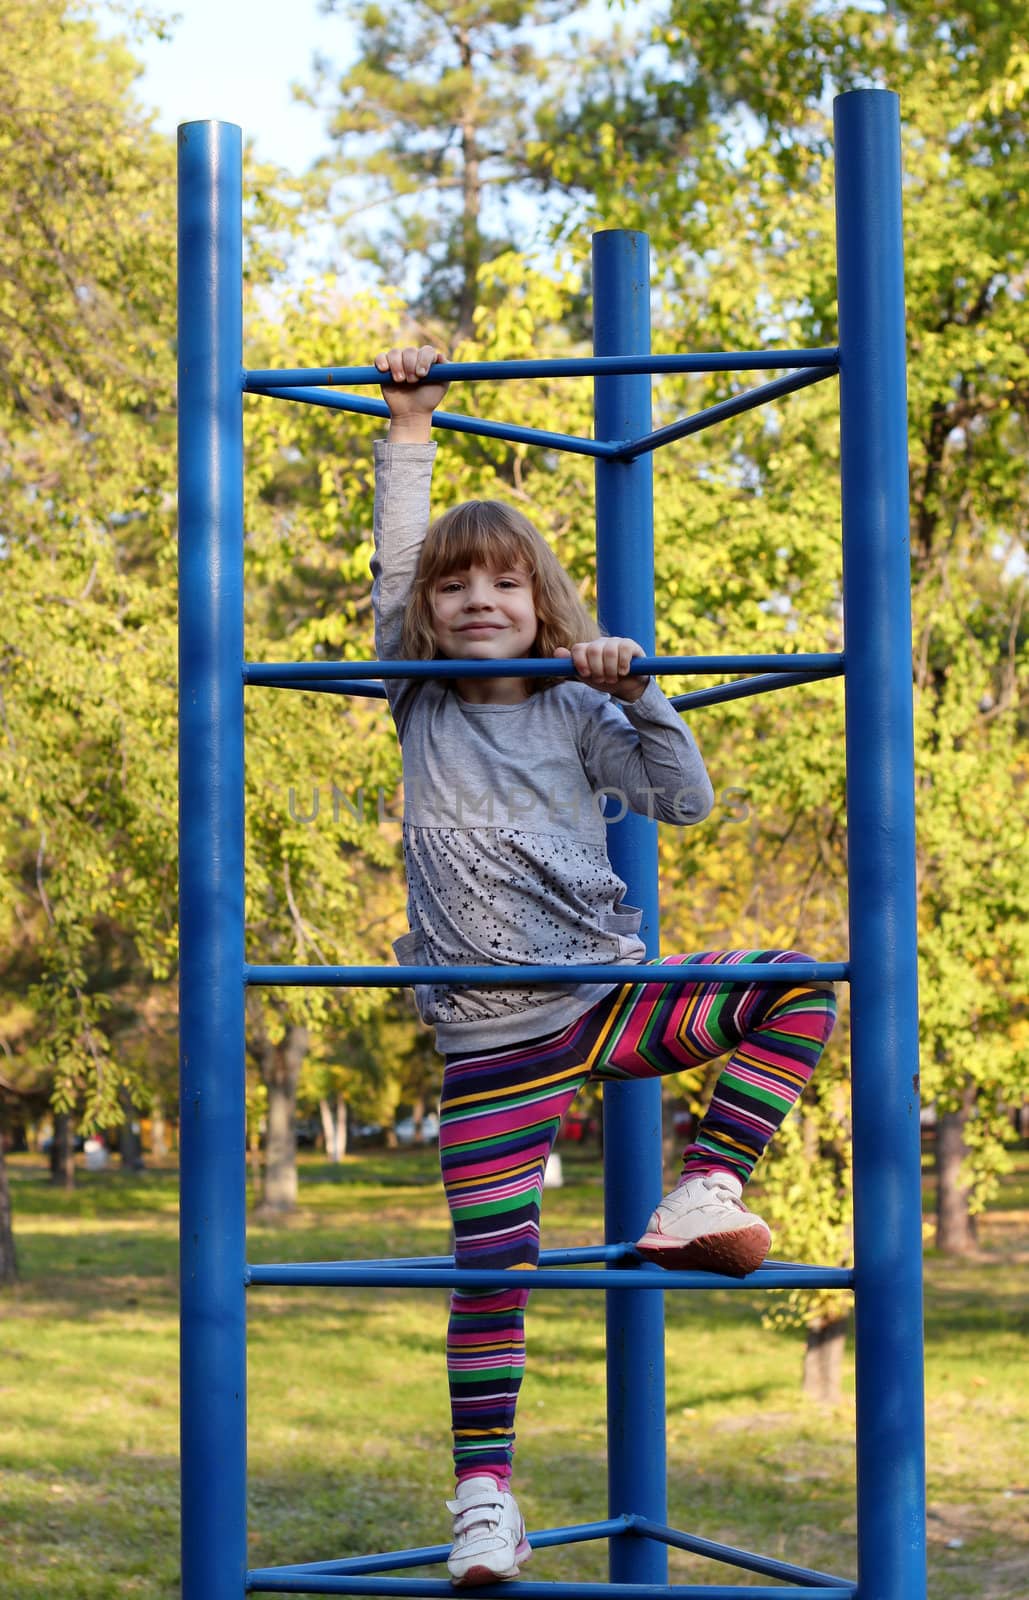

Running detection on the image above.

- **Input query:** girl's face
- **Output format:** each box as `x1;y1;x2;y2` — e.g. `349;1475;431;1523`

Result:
430;562;539;662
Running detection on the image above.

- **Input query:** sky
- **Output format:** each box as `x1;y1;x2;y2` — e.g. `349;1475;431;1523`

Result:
107;0;343;173
109;0;624;175
100;0;556;290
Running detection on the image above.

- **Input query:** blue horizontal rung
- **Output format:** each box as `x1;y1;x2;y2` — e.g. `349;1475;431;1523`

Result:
252;386;620;459
244;653;844;685
627;1519;852;1589
245;1261;855;1291
246;1575;854;1597
245;961;848;989
242;349;841;389
313;1244;630;1271
241;669;842;712
615;366;838;460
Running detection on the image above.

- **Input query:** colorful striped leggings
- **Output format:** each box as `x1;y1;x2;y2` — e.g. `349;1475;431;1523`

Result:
439;950;837;1485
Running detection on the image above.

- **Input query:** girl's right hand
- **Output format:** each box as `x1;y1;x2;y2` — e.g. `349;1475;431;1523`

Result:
375;346;449;440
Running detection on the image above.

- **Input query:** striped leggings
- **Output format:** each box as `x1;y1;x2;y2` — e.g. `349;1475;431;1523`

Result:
439;950;837;1485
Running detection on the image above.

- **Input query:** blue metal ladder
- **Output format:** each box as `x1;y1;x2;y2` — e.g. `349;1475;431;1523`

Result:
177;87;925;1600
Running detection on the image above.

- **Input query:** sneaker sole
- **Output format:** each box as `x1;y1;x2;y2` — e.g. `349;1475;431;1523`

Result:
449;1538;531;1588
636;1223;771;1278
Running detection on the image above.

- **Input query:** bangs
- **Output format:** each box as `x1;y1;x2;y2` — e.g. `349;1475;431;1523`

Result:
419;502;539;584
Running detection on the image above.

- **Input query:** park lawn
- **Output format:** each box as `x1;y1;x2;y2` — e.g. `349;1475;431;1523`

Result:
0;1146;1025;1599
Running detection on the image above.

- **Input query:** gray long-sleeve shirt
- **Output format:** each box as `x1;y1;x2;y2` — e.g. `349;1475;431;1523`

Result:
370;440;715;1052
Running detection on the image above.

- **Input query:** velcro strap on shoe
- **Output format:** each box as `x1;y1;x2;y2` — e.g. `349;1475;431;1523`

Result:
449;1503;501;1536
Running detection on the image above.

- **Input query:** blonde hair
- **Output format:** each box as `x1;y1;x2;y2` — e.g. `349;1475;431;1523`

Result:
401;500;598;692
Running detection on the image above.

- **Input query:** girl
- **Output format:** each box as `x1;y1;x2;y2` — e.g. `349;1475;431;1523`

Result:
370;345;837;1587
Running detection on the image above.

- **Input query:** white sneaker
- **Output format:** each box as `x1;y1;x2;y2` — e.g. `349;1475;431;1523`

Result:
635;1172;771;1278
446;1475;531;1587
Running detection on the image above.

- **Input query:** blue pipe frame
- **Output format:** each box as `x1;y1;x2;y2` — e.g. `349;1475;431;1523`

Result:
177;88;924;1600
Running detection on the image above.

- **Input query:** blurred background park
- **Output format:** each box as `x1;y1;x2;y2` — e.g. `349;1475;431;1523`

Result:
0;0;1026;1595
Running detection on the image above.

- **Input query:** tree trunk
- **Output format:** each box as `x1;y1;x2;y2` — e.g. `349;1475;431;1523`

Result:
0;1141;17;1285
935;1086;978;1254
118;1088;145;1171
456;30;483;342
802;1315;848;1404
257;1024;309;1213
248;1117;263;1202
319;1097;334;1159
319;1096;348;1162
150;1097;169;1159
49;1112;75;1189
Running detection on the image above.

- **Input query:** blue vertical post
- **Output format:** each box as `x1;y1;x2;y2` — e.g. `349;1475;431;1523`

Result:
177;121;247;1600
593;230;668;1583
834;90;926;1600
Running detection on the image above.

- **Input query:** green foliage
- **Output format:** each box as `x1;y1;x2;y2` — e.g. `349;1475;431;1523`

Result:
0;5;426;1138
0;0;180;1126
298;995;439;1128
297;0;589;334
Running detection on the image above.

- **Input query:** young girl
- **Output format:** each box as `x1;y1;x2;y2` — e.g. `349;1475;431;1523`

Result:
370;345;837;1587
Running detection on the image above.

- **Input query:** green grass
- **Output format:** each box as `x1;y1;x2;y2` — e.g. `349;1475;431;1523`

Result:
1;1145;1026;1598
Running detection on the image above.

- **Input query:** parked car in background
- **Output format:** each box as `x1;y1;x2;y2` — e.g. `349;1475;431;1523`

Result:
394;1112;440;1146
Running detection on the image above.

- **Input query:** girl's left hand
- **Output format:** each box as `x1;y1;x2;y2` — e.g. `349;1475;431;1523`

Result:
554;638;649;701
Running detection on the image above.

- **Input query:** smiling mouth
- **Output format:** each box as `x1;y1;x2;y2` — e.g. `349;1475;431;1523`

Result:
457;623;504;632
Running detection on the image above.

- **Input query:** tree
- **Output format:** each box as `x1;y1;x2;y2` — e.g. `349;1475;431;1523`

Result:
0;1160;15;1284
299;0;586;337
299;993;441;1151
0;0;181;1163
0;1078;21;1282
0;2;402;1228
